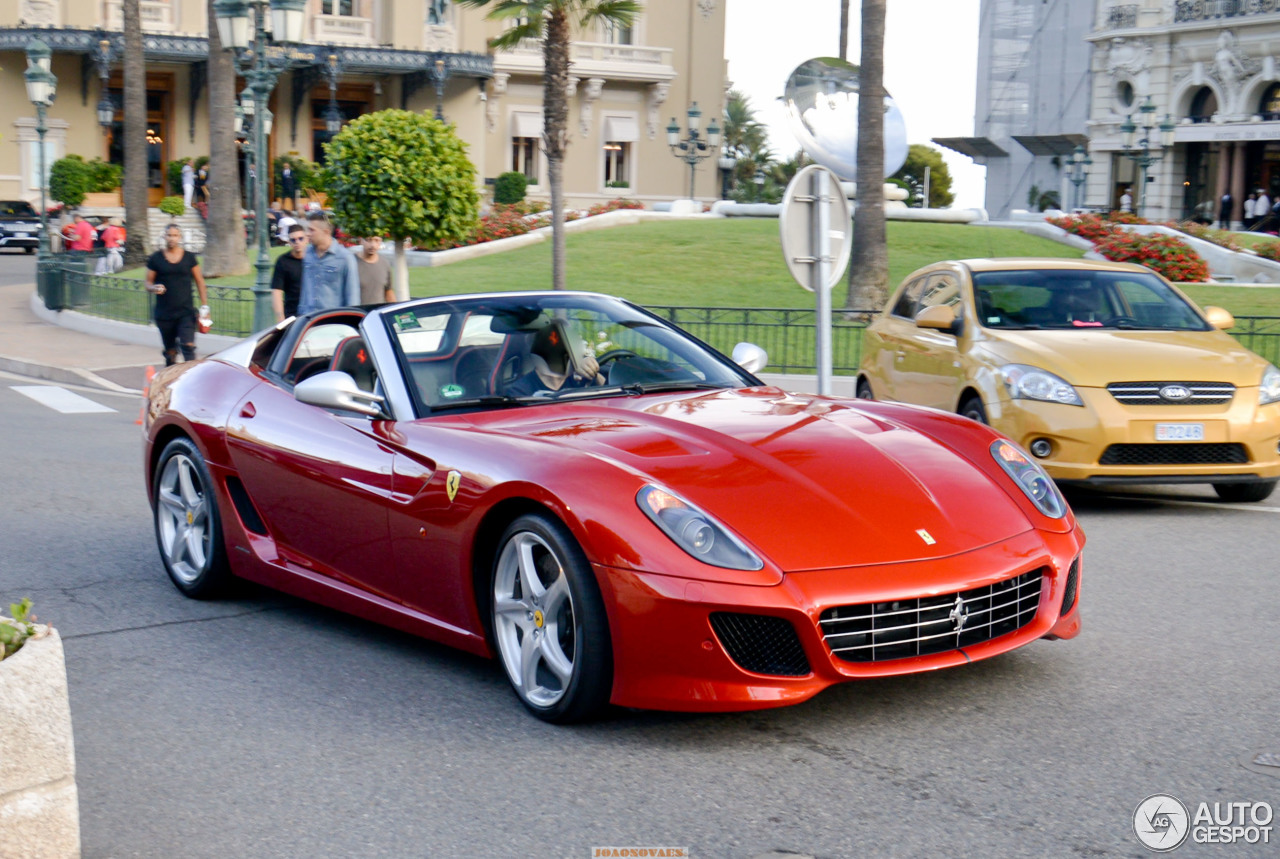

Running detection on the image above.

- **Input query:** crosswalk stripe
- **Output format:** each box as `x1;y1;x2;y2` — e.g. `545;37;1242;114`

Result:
10;385;118;414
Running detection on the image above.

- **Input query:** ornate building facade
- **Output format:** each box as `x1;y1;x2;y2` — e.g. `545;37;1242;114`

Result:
0;0;727;208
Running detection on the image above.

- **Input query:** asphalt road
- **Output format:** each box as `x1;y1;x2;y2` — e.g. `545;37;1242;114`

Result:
2;372;1279;858
0;246;37;286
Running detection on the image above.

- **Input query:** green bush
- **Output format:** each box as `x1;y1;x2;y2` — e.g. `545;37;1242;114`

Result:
166;156;208;195
0;598;37;661
493;171;529;205
86;157;123;192
159;196;186;217
48;155;91;208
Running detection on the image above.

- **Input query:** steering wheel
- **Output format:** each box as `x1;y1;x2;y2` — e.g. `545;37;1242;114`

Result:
595;349;638;367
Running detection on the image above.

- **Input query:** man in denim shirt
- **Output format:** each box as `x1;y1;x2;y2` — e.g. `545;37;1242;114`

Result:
298;210;359;314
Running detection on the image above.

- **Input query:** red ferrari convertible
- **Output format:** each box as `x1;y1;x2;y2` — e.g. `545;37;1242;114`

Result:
144;292;1083;722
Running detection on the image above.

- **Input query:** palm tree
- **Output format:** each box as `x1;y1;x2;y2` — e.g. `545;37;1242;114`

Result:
460;0;641;289
845;0;888;313
722;89;770;198
839;0;850;60
201;0;249;276
121;0;148;266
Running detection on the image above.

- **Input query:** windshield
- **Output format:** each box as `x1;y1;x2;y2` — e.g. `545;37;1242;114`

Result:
382;294;757;414
972;269;1210;331
0;202;38;217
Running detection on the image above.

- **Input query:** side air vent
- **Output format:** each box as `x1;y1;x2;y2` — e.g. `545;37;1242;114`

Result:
225;476;268;535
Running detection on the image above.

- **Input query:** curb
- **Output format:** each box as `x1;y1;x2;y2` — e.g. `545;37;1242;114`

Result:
0;354;139;394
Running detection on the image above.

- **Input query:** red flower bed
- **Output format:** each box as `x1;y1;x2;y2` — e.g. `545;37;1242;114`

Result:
432;199;643;249
1106;210;1150;226
1092;230;1209;282
587;198;645;217
1047;213;1114;243
1165;220;1242;252
1253;240;1280;262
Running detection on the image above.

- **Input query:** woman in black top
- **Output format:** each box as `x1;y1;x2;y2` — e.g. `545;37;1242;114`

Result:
145;224;210;365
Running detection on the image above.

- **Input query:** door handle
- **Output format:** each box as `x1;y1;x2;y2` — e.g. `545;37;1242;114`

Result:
239;402;256;418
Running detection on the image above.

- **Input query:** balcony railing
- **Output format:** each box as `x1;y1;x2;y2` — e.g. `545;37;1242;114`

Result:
312;13;374;45
103;0;176;32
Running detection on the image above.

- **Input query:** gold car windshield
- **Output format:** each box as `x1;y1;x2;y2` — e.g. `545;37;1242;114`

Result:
973;270;1211;332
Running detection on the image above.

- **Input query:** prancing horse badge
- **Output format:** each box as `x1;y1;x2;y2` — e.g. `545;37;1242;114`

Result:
445;470;461;503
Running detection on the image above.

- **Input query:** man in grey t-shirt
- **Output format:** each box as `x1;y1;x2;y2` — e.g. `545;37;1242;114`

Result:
356;236;395;305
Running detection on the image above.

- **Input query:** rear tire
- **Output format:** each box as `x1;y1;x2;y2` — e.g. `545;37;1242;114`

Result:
152;437;232;598
490;512;613;723
959;395;987;424
856;379;874;400
1212;480;1277;503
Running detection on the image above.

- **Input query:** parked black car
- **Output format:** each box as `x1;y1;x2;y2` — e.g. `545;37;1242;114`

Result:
0;201;41;253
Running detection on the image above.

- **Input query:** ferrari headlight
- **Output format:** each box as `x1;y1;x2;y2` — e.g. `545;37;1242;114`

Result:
991;440;1067;519
1001;364;1083;406
637;485;763;570
1260;364;1280;406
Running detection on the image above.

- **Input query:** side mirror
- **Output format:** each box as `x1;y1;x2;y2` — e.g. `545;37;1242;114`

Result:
1203;306;1235;330
731;342;768;374
914;304;957;331
295;370;385;417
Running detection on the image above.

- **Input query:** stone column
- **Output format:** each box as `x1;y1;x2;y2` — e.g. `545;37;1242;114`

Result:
1231;141;1247;228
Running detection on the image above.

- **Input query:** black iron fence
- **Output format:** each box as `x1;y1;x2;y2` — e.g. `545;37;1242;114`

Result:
36;256;1280;373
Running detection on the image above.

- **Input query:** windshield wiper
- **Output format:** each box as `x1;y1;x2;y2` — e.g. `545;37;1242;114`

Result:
617;381;727;396
427;395;531;411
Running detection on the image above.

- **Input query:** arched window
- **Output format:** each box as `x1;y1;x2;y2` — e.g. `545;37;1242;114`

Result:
1260;84;1280;120
1189;87;1218;123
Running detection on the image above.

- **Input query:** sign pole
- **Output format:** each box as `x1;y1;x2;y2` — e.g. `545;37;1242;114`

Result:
813;168;833;395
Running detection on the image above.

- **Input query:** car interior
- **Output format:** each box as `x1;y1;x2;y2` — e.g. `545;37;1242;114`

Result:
972;271;1207;330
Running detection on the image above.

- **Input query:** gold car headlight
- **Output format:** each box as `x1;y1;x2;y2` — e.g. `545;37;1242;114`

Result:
1000;364;1083;407
1261;365;1280;406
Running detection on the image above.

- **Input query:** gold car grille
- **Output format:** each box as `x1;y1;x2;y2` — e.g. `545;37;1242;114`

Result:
819;570;1043;663
1107;381;1235;405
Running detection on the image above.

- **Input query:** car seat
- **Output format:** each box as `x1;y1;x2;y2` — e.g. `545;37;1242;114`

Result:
331;335;376;392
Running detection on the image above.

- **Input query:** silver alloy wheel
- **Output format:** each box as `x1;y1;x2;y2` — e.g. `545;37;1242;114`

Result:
493;531;577;708
156;453;211;585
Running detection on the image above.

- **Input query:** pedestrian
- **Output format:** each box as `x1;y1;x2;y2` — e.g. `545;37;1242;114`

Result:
1219;192;1233;230
66;212;96;252
298;210;359;314
280;161;297;211
1119;187;1132;213
94;217;125;274
356;235;395;305
1244;192;1257;230
182;159;195;210
271;222;307;322
276;209;298;245
145;224;210;366
1256;187;1271;225
196;161;209;202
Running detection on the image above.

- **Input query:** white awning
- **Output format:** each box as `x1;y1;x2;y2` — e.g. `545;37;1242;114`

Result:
603;116;639;142
510;112;543;139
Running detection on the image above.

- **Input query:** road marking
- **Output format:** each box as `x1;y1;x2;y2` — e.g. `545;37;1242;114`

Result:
10;385;118;414
1097;493;1280;515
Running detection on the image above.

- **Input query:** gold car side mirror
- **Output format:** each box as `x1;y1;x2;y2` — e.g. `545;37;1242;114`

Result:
1203;306;1235;330
914;304;957;331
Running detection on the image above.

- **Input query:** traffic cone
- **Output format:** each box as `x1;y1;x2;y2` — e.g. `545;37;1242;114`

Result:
137;365;155;425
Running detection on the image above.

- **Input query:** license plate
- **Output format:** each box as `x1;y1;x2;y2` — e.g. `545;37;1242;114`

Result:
12;227;33;234
1155;423;1204;441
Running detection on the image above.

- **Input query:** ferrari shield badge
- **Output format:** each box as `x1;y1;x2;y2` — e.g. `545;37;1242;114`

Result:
916;528;936;545
445;470;461;503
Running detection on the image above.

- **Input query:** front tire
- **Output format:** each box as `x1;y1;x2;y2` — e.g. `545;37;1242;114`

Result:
1212;480;1277;503
491;513;612;723
856;379;874;400
152;437;232;598
959;395;988;424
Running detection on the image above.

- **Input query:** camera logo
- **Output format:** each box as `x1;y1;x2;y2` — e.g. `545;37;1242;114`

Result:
1134;794;1191;852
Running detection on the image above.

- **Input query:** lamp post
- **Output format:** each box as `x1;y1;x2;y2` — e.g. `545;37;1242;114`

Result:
214;0;304;332
1068;144;1092;211
666;103;721;200
431;56;448;121
93;37;115;135
24;39;57;264
324;49;344;133
717;154;735;200
1119;95;1175;218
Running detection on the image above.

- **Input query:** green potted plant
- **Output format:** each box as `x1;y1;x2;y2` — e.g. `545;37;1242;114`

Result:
82;157;124;207
0;599;81;856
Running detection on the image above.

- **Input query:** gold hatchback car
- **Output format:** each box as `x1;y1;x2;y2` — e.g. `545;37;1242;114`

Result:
857;258;1280;502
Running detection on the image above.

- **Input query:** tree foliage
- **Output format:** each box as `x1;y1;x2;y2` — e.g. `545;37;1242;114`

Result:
272;154;323;201
891;144;954;208
322;110;480;299
494;171;529;205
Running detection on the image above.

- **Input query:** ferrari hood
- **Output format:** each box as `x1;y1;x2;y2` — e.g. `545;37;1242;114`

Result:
473;388;1037;571
984;329;1270;388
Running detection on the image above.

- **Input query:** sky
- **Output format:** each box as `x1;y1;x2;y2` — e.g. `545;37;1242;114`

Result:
723;0;986;209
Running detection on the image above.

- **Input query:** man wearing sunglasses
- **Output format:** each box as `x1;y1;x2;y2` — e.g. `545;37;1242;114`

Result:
271;222;308;322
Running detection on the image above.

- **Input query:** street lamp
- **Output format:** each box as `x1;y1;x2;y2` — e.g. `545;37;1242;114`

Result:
324;50;344;133
1119;95;1175;218
432;56;448;121
717;153;735;200
1068;144;1092;211
24;38;57;265
666;102;721;200
93;37;115;135
214;0;305;332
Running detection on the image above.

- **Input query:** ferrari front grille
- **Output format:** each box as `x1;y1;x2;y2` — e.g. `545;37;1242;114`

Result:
1099;443;1248;465
1107;381;1234;405
820;569;1044;663
709;612;811;677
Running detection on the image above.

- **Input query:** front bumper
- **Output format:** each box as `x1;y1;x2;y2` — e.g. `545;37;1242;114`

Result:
600;527;1084;712
0;233;39;249
988;389;1280;484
